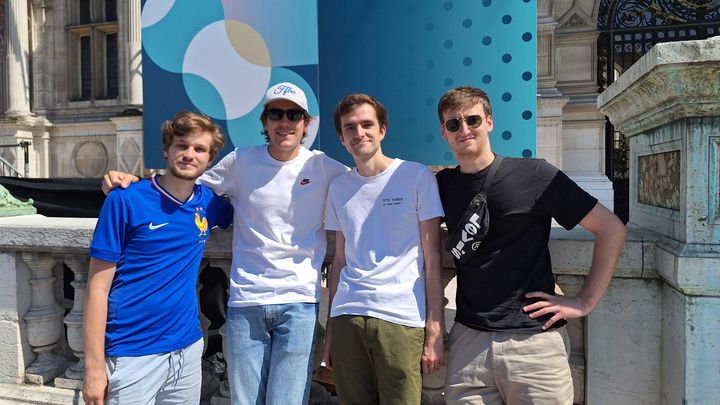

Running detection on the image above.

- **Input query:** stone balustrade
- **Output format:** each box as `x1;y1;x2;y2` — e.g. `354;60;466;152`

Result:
0;214;658;404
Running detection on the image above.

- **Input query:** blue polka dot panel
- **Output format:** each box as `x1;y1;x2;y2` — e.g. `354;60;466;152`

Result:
141;0;537;167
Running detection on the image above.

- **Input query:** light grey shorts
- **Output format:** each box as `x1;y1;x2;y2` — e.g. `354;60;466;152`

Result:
105;338;203;405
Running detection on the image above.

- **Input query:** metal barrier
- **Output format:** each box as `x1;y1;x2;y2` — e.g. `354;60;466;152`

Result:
0;141;30;177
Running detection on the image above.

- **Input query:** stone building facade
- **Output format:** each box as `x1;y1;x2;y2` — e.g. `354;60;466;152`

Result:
0;0;615;208
2;0;717;212
0;0;143;179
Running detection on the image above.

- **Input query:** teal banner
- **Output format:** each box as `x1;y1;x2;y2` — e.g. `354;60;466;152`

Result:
141;0;536;167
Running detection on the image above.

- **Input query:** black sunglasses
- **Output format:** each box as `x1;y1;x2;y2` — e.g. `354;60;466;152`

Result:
266;108;306;122
443;115;484;132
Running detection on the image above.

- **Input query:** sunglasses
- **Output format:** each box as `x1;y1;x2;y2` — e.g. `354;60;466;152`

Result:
266;108;306;122
443;115;484;132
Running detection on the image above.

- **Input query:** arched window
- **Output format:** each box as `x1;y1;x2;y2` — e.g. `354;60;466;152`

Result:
597;0;720;222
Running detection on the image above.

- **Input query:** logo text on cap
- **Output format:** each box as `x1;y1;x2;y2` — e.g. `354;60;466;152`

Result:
274;85;296;96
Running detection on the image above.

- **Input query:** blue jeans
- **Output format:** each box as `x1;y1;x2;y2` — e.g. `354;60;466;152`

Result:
226;303;318;405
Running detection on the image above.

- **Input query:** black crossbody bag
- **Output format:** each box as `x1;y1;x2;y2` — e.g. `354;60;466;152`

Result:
445;155;503;264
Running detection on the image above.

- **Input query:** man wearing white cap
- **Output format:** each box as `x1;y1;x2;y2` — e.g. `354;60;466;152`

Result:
103;82;347;404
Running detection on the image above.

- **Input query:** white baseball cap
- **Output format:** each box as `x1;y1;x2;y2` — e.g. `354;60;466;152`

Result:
264;82;309;112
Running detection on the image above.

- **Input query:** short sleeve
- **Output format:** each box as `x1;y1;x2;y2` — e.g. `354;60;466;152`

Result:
536;169;598;230
324;155;350;182
324;184;341;231
417;166;445;221
89;190;129;263
208;192;233;230
199;150;238;197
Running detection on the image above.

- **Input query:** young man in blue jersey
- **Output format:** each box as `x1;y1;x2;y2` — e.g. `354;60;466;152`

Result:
83;111;233;405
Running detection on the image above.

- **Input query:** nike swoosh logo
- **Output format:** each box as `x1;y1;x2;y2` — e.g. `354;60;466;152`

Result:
148;222;169;230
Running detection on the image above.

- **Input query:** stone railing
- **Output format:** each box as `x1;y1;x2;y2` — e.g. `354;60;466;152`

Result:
0;214;658;404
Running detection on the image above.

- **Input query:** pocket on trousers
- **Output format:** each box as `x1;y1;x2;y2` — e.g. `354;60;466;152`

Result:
105;356;121;392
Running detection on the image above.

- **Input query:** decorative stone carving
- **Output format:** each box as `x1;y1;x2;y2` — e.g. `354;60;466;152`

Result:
21;252;64;385
54;257;89;390
559;12;590;30
73;141;109;178
111;115;144;176
638;151;680;210
711;137;720;224
119;137;141;174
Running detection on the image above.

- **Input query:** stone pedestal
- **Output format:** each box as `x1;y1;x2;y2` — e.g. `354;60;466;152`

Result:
598;36;720;405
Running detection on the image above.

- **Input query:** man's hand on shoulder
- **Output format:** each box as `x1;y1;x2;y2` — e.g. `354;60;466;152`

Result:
102;170;139;195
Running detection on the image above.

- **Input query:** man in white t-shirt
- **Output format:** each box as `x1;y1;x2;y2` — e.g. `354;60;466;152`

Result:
321;93;445;404
103;83;347;405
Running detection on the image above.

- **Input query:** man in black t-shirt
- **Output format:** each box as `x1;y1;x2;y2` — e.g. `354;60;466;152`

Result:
436;86;626;405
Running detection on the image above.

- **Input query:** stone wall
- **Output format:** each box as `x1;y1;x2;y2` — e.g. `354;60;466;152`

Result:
0;214;663;404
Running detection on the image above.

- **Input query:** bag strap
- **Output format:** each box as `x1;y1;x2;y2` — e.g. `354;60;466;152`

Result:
479;155;503;195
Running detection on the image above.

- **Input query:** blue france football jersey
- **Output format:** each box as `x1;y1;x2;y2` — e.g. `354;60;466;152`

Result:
90;176;232;356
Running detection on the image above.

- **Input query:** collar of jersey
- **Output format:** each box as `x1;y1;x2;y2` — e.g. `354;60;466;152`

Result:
150;175;195;205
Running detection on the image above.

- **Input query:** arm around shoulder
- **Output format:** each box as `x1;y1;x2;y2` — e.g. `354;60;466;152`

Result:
102;170;139;195
197;150;237;196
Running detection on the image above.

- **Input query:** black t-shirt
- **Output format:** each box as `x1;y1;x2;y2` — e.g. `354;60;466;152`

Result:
436;157;597;333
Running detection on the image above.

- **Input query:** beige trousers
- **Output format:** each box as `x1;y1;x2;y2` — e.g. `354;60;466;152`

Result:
445;322;573;405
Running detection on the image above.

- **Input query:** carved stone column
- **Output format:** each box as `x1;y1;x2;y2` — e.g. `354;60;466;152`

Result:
553;11;614;210
127;0;143;106
54;256;89;390
30;0;49;112
5;0;31;116
21;252;64;385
